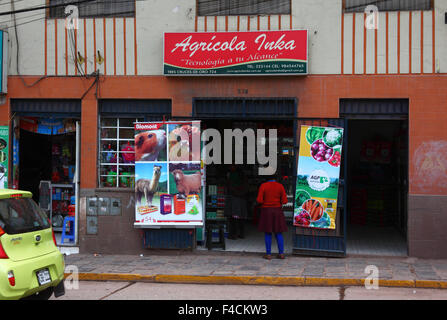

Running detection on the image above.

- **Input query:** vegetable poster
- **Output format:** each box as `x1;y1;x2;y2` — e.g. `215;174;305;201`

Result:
0;126;8;189
294;126;343;229
134;121;203;227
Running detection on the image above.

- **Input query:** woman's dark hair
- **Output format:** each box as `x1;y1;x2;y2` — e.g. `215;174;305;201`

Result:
264;173;279;182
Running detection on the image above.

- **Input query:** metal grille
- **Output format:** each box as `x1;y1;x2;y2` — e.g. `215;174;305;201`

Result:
11;99;81;117
344;0;432;12
143;229;195;249
49;0;135;18
98;99;172;188
99;99;172;119
197;0;291;16
340;99;409;118
194;98;296;119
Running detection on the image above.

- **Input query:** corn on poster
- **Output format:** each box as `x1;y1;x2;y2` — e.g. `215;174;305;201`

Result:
294;126;343;229
134;121;203;227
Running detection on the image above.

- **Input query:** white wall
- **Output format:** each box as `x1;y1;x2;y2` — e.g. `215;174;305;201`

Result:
435;0;447;73
0;0;446;76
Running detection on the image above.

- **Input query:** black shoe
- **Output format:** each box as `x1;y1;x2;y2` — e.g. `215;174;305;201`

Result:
227;235;238;240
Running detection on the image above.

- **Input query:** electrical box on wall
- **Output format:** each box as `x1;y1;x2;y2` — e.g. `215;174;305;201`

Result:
0;30;8;94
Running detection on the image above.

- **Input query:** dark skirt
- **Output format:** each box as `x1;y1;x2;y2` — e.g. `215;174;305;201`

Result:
257;207;288;233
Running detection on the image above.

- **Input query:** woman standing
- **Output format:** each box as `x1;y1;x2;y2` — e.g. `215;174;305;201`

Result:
256;175;288;260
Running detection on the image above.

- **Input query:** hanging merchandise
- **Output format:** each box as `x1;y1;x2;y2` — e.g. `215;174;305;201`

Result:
37;118;63;135
105;171;117;187
103;144;115;163
62;144;71;158
52;144;61;156
293;126;344;229
119;171;133;188
12;120;19;189
121;142;135;163
20;117;76;135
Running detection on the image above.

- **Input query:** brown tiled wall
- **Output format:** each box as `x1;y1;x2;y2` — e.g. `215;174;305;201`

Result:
79;188;143;255
408;194;447;259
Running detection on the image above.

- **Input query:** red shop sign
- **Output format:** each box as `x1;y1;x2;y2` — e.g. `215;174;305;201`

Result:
163;30;308;76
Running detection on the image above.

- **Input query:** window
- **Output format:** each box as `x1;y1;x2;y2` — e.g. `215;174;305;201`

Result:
98;100;171;188
344;0;432;12
197;0;291;16
49;0;135;19
0;198;50;235
99;117;141;188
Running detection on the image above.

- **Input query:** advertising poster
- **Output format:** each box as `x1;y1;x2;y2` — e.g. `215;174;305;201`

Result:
293;126;343;229
0;126;8;189
164;30;308;76
134;121;203;227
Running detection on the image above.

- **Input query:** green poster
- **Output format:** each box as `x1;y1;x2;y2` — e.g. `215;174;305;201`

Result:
294;126;343;229
0;126;8;189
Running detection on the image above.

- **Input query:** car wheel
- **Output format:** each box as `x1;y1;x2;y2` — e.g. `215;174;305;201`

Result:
22;287;54;300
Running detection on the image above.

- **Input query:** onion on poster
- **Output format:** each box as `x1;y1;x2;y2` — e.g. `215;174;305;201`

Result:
294;126;343;229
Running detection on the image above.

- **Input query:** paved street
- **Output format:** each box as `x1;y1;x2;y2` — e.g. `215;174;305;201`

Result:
50;281;447;300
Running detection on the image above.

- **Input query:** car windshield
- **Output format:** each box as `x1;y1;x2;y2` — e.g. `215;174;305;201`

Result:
0;197;50;235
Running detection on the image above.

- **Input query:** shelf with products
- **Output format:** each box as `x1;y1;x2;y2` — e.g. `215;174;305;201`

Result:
50;134;76;185
51;184;75;231
46;133;77;231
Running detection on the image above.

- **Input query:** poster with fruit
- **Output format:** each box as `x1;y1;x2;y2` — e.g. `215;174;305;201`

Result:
134;121;203;227
293;126;343;229
0;126;8;189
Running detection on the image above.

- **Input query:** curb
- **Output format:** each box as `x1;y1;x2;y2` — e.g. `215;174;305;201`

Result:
64;273;447;289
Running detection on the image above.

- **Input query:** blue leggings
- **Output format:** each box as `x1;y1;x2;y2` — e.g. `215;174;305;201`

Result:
264;232;284;255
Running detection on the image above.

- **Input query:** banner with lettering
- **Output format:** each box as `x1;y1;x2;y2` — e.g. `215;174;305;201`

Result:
134;121;203;227
293;126;344;229
164;30;308;75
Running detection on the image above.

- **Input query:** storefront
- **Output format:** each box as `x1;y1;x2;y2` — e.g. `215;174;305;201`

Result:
9;99;81;246
1;0;446;259
3;74;445;258
293;100;409;257
193;98;296;252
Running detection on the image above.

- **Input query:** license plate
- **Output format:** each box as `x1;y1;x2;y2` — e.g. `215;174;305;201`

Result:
36;268;51;286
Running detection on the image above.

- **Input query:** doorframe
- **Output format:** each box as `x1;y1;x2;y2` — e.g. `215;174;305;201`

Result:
341;116;409;255
74;121;80;246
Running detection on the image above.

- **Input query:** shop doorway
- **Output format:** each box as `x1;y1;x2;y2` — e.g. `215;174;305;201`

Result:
14;117;80;247
199;118;296;253
346;119;408;256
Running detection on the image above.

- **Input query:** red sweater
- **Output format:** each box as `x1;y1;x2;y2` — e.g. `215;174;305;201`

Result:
256;181;288;208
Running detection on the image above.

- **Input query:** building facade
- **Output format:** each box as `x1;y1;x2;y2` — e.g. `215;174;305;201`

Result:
0;0;447;258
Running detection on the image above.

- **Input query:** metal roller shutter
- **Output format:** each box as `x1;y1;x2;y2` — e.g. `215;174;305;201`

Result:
99;99;172;119
193;98;296;119
340;99;409;119
11;99;81;117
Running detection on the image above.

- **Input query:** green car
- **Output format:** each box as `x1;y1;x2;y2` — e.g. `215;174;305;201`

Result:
0;189;65;300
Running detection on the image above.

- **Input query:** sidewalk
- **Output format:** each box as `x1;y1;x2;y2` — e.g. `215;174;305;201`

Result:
63;251;447;289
